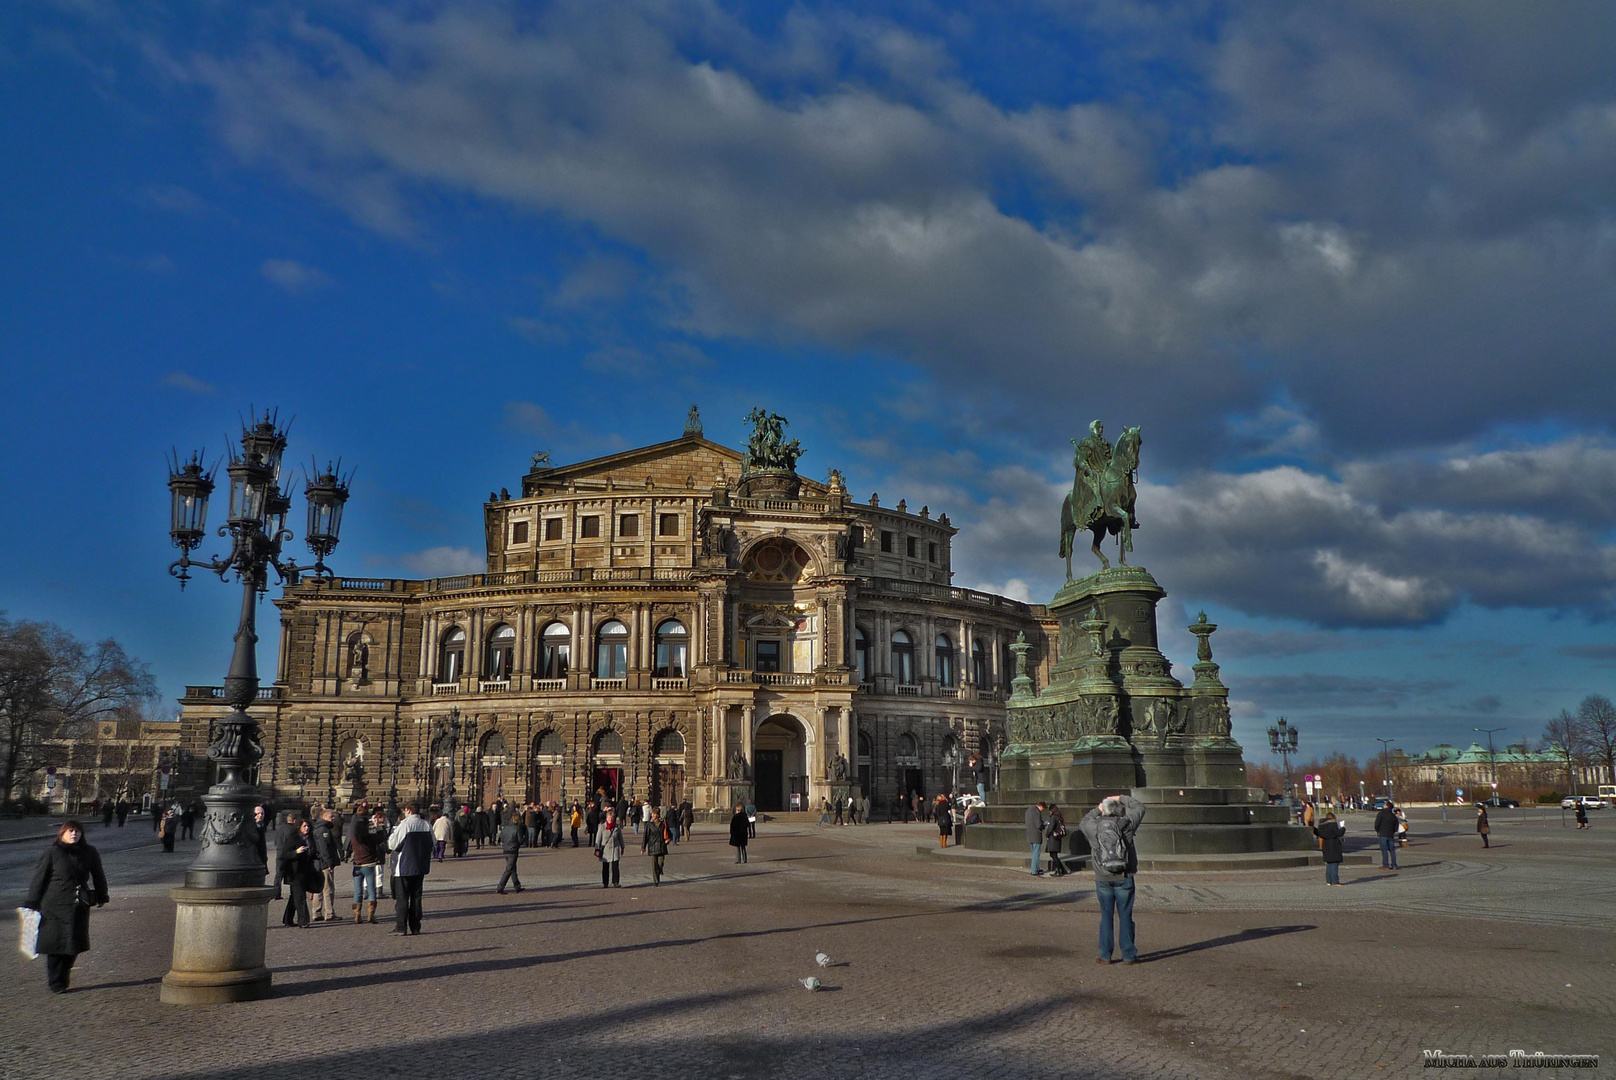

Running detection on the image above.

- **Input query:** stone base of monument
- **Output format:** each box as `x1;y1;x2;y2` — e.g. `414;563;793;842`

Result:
159;886;275;1005
961;564;1317;869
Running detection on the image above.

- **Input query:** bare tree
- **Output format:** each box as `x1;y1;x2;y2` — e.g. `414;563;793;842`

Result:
1542;709;1592;795
0;613;156;805
1578;695;1616;787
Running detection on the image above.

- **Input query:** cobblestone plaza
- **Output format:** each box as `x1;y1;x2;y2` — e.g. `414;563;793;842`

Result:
2;805;1610;1080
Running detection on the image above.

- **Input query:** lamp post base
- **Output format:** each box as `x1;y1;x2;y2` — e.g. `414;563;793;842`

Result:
159;886;275;1005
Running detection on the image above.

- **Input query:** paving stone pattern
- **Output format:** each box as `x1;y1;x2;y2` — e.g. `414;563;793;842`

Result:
0;807;1610;1080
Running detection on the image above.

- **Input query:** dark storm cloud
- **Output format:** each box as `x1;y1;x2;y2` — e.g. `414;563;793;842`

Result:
152;0;1616;461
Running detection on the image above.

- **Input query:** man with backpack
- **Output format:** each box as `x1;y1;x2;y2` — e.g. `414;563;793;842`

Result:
1079;793;1147;964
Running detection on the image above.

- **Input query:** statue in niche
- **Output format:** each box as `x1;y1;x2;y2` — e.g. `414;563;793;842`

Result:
830;753;849;782
349;638;370;684
343;747;365;785
728;749;750;780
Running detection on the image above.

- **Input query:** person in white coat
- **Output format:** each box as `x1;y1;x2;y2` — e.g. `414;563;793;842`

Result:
595;808;625;888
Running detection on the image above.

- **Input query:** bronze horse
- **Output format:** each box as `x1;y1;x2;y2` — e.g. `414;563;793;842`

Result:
1059;426;1141;578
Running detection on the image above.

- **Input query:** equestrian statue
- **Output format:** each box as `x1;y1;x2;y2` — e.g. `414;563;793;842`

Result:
1059;420;1142;579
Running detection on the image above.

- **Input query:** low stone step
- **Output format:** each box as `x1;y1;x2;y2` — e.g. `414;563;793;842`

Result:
916;845;1375;872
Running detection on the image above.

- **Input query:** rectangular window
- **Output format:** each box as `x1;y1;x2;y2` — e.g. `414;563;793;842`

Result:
906;536;917;558
755;640;781;673
580;515;601;539
543;518;563;541
881;530;894;553
659;513;680;537
619;514;640;537
850;525;863;548
928;541;937;563
511;521;529;545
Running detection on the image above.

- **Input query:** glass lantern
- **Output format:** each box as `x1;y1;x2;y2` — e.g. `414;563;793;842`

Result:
167;452;215;549
304;463;350;561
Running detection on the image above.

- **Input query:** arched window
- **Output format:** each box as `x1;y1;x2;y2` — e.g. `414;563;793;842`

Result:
595;620;629;678
593;728;624;756
485;623;515;680
891;629;915;685
533;730;564;757
654;619;689;677
653;729;686;758
972;638;988;687
439;627;466;683
854;628;870;684
897;732;919;759
857;731;874;760
935;633;956;687
539;621;571;679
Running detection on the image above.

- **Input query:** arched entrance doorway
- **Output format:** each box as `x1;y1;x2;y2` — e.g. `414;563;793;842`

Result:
479;732;509;808
591;728;624;804
754;714;808;812
650;729;686;806
530;730;564;805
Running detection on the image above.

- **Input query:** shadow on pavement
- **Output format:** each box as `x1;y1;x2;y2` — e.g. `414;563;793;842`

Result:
1138;925;1315;963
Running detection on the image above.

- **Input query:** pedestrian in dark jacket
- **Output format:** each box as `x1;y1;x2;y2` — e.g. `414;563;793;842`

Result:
679;799;694;840
1078;794;1147;964
159;808;179;852
1044;805;1068;875
1024;801;1048;875
1476;804;1490;848
642;808;671;885
271;812;297;900
728;805;750;864
936;797;954;848
251;805;269;873
23;821;109;993
496;817;525;894
350;814;382;922
1373;802;1400;869
311;812;343;921
279;820;316;929
1313;813;1346;886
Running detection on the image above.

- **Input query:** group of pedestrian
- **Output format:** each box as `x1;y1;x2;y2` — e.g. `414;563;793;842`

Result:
814;793;867;825
1021;800;1072;876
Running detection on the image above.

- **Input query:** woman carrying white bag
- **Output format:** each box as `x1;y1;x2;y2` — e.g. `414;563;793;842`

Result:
21;820;108;993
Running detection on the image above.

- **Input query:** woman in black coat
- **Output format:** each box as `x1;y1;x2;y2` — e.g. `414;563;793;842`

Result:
23;820;109;993
279;819;316;928
728;804;750;864
1313;812;1346;887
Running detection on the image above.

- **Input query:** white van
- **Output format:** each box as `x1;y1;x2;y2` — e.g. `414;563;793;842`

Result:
1598;784;1616;803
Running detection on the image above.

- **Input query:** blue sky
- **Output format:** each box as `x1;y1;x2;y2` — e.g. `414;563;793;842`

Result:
3;1;1614;766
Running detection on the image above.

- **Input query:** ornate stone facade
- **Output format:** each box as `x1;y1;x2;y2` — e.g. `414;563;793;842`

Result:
178;419;1050;813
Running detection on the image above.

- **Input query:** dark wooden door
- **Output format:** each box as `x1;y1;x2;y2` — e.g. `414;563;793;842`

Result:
756;750;784;811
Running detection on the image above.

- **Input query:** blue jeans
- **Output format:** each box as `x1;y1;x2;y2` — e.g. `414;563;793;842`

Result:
352;864;377;903
1378;836;1397;868
1325;861;1340;885
1095;877;1137;961
1029;842;1043;874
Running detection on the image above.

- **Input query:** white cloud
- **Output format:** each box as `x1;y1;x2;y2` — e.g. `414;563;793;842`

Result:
397;546;484;577
162;371;215;395
171;2;1616;456
260;258;331;293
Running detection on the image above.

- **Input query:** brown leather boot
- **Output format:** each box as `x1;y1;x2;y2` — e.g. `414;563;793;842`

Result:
366;901;377;924
352;903;361;924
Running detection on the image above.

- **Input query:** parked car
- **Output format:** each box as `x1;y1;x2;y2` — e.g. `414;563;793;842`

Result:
1476;796;1520;808
1561;795;1606;809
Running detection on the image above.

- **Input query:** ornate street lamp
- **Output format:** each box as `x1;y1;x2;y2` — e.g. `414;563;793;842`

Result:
160;409;353;1005
434;708;479;818
1268;718;1299;808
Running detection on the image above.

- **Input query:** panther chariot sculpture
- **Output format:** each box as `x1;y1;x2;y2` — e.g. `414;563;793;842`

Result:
1058;419;1142;580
